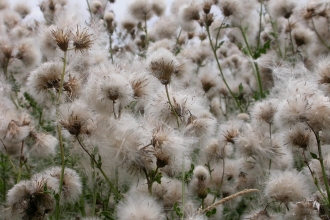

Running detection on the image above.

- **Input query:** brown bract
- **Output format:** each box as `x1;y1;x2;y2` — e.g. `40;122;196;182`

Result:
51;28;70;51
150;59;176;85
72;27;93;53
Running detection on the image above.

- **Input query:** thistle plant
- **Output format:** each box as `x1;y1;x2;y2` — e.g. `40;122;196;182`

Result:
1;0;330;219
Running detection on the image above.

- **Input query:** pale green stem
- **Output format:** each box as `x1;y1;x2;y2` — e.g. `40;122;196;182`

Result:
239;26;264;98
144;14;149;49
205;23;244;112
312;17;330;51
286;18;295;55
76;137;121;201
91;164;97;216
257;1;263;50
165;84;180;128
55;123;66;220
308;124;330;206
86;0;93;21
109;34;114;64
57;51;67;102
181;156;185;220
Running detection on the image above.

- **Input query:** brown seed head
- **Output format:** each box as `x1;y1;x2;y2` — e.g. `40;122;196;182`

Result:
72;27;93;53
203;0;213;14
51;28;70;51
60;112;90;136
150;59;176;85
0;43;14;60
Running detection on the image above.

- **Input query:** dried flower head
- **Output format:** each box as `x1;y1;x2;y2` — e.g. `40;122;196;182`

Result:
179;4;201;22
45;167;82;204
267;0;297;19
203;0;213;14
265;170;310;205
292;27;315;47
60;102;94;137
284;125;313;150
5;179;55;219
147;48;179;85
51;27;71;51
151;0;166;17
72;27;93;53
251;100;277;125
116;193;165;220
27;61;63;97
128;0;154;21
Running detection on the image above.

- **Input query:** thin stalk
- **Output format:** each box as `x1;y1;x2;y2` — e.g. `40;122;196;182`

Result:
57;51;67;102
201;198;205;209
287;19;295;55
214;158;225;203
302;149;328;202
205;23;244;112
113;100;117;119
109;33;114;64
239;26;264;98
181;157;185;220
144;14;149;49
257;1;264;50
308;125;330;206
17;141;25;183
76;137;121;200
91;165;97;216
55;123;66;220
198;189;259;214
3;59;9;79
165;84;180;128
269;17;283;58
142;164;161;196
311;17;330;51
86;0;93;21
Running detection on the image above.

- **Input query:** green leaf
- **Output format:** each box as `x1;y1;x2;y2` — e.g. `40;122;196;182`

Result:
155;172;162;184
310;152;318;160
239;83;244;93
174;202;183;217
206;208;217;217
253;40;271;59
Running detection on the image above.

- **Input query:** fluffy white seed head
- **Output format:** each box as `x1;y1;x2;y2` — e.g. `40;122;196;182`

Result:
117;193;165;220
147;48;179;85
264;170;310;204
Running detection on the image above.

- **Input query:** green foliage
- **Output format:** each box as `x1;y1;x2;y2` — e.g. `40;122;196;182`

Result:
253;40;271;59
206;208;217;217
174;202;184;218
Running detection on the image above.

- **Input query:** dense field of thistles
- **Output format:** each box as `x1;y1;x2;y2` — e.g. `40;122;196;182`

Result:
0;0;330;219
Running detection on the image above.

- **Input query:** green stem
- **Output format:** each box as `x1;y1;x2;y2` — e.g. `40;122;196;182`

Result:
16;141;25;183
181;157;185;220
57;51;67;102
269;17;283;58
288;19;295;55
144;14;149;49
205;22;244;112
239;26;264;98
311;17;330;51
256;1;263;50
165;84;180;128
76;137;121;201
302;149;328;203
91;164;97;216
316;132;330;206
55;123;66;220
109;33;114;64
308;124;330;206
86;0;93;21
